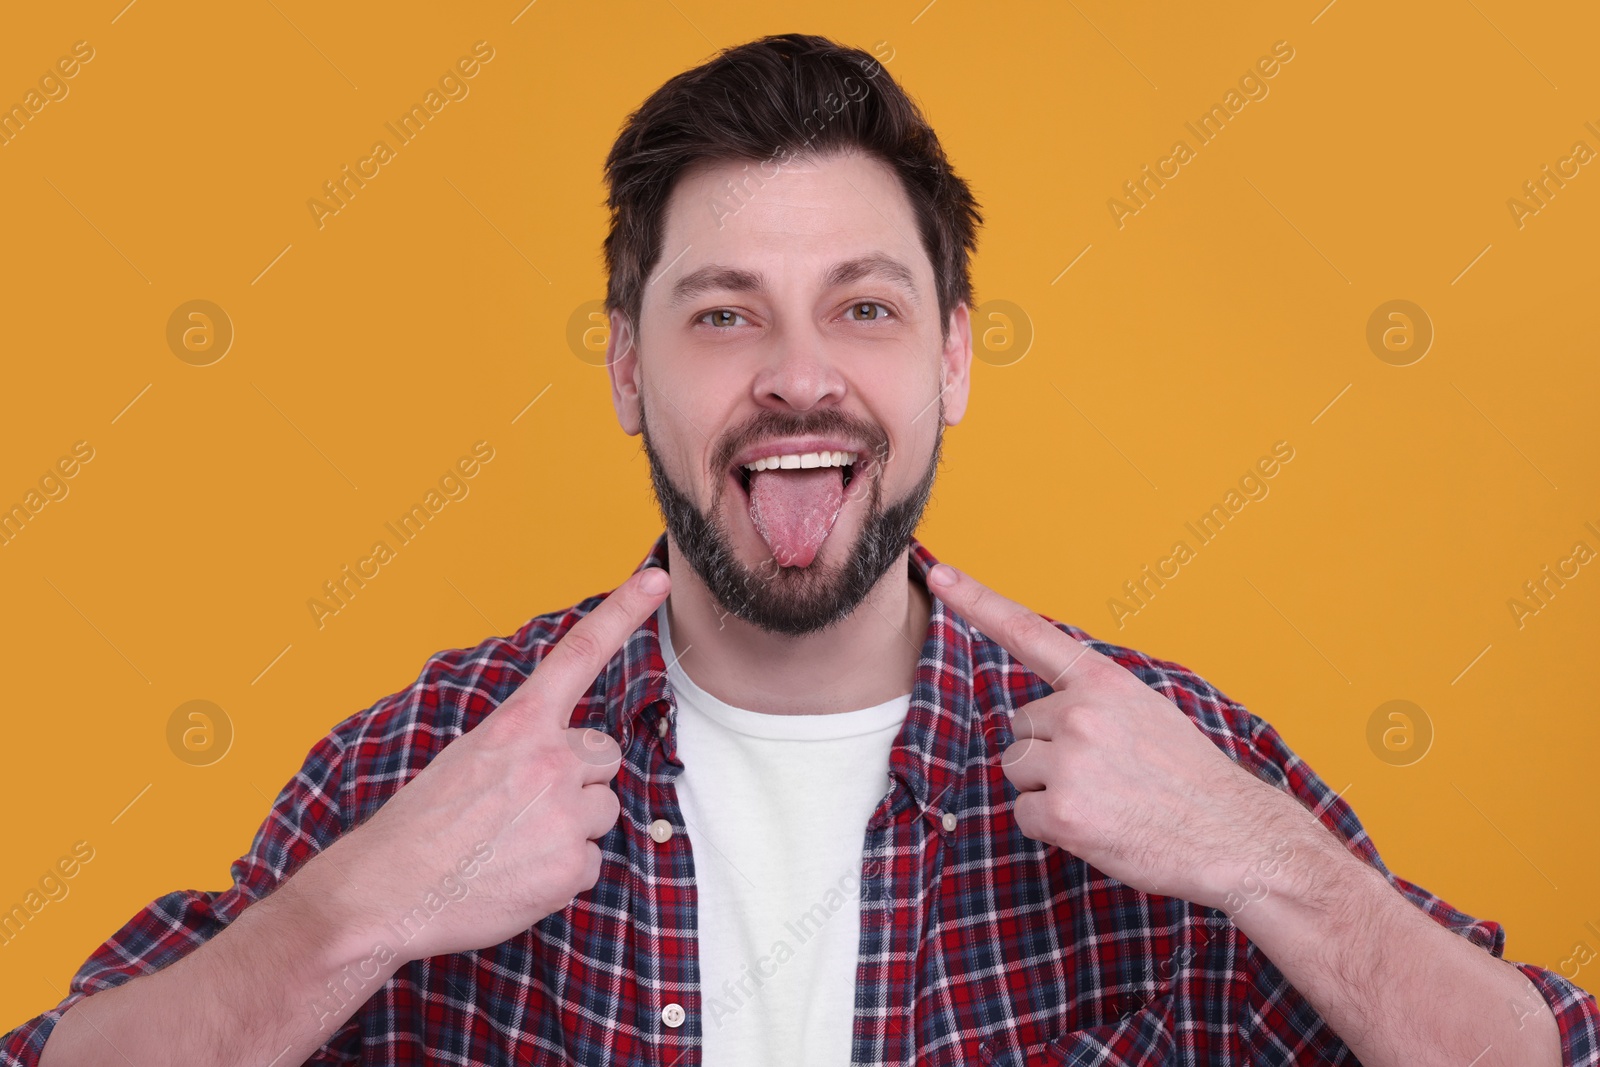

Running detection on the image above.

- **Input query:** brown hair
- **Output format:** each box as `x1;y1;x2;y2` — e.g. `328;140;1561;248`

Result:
601;32;983;344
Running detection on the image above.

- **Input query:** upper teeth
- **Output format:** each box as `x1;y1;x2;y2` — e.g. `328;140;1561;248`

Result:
742;450;858;472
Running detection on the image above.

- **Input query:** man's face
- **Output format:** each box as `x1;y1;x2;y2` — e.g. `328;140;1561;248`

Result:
607;149;972;636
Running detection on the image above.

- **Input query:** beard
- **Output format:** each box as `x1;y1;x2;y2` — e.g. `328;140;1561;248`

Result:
639;400;944;637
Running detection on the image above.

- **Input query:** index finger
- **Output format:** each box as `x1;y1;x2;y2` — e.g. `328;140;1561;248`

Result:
517;566;672;721
926;562;1105;691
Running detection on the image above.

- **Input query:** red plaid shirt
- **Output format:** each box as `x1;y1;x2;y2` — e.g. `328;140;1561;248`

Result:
6;532;1598;1065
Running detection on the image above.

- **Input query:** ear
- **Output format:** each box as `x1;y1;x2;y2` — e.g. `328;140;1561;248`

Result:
607;309;643;435
938;301;974;426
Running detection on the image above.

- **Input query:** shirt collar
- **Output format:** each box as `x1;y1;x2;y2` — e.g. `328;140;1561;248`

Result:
604;531;981;816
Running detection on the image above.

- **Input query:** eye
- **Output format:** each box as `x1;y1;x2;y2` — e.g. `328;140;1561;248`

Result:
698;308;749;328
844;301;893;322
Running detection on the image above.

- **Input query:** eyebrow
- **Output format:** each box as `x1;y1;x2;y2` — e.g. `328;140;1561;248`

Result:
666;252;922;310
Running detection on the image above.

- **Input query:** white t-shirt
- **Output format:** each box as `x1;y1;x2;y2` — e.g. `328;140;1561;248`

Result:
657;604;911;1066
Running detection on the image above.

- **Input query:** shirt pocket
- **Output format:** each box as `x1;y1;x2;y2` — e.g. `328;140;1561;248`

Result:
978;992;1176;1067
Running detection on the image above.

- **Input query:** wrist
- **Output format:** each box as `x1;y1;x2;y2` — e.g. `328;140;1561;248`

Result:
1224;804;1382;944
1197;776;1320;913
273;841;408;976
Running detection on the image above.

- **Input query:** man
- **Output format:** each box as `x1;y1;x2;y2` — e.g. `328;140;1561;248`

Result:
7;31;1597;1067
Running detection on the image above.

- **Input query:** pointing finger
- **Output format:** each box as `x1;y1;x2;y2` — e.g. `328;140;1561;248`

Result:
517;567;671;722
927;562;1104;692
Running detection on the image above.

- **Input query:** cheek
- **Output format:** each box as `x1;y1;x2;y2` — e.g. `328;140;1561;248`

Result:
645;391;730;500
881;412;940;490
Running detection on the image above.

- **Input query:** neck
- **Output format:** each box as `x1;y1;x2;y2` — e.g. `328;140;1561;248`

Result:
662;538;931;715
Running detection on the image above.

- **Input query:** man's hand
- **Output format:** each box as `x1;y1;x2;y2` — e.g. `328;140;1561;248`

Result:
311;566;672;963
926;561;1306;910
929;562;1573;1067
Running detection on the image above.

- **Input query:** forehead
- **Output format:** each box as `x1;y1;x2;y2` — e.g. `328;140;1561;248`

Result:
650;150;931;298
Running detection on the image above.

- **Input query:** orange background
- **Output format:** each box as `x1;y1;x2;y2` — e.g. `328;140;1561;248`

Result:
2;0;1597;1026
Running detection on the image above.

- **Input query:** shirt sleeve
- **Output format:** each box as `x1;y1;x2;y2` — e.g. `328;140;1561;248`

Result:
1233;703;1600;1067
0;728;363;1066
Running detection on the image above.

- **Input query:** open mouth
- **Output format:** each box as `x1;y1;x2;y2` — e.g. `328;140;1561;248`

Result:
734;450;858;496
729;450;860;568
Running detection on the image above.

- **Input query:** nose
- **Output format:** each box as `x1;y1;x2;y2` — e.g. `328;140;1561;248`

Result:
749;321;848;411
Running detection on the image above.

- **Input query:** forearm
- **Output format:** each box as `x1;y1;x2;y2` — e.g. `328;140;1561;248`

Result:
39;847;397;1067
1230;811;1563;1067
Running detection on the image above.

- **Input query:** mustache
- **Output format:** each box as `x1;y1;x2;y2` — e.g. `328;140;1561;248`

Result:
708;408;890;476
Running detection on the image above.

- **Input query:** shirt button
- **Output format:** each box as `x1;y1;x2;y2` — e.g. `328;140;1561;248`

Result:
649;818;674;843
657;717;668;737
661;1002;685;1028
941;811;957;832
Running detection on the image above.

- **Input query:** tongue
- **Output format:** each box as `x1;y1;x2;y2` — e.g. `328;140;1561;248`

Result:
747;467;846;568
